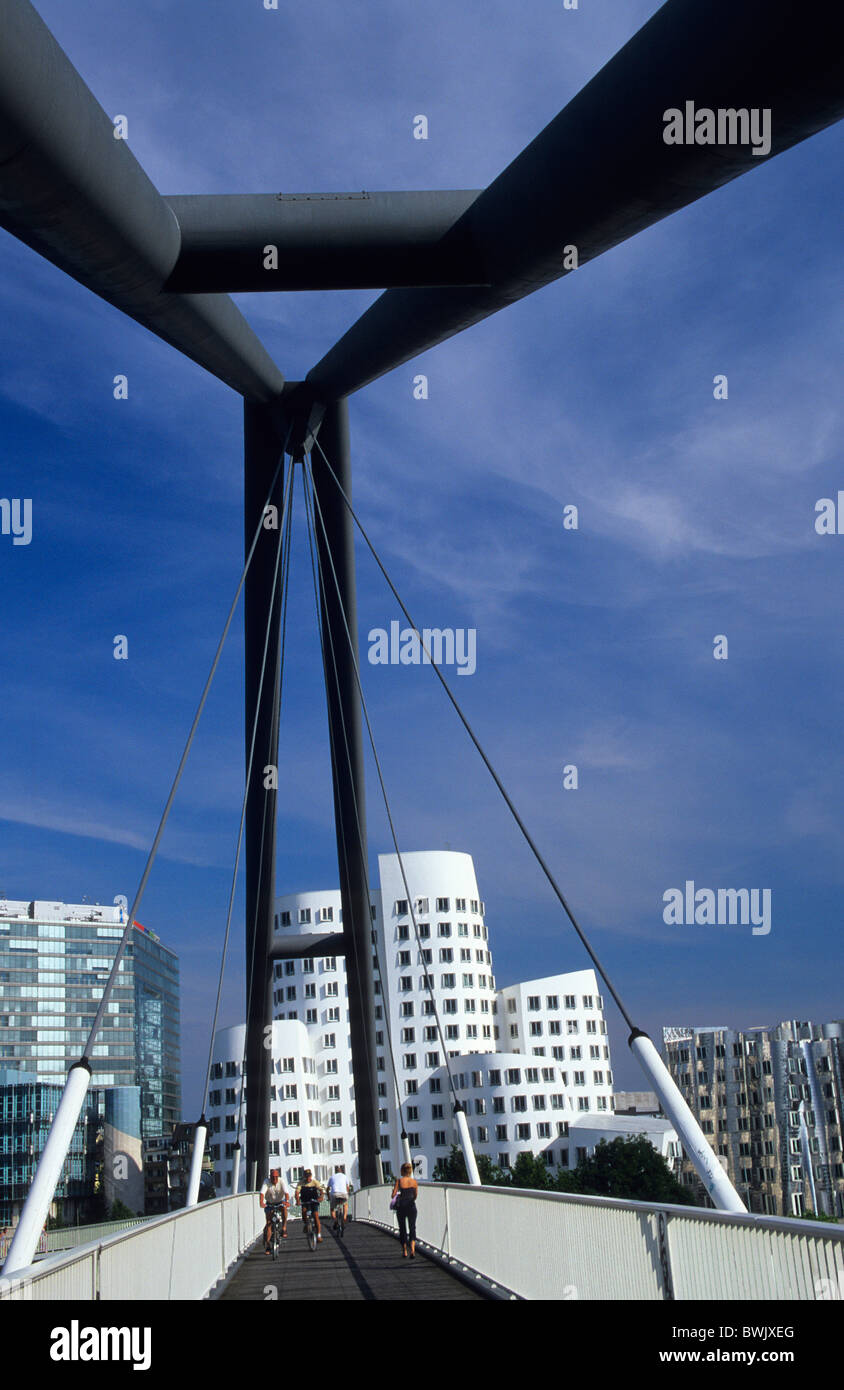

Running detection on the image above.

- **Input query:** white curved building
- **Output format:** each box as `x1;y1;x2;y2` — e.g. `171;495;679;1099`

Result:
207;851;616;1191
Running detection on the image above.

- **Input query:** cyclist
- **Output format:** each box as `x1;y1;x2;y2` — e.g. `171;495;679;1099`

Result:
259;1167;290;1253
327;1167;352;1230
295;1169;325;1243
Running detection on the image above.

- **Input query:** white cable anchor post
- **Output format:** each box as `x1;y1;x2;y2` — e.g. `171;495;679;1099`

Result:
628;1030;746;1213
454;1103;482;1186
185;1117;208;1207
401;1131;413;1169
3;1060;92;1277
231;1142;242;1195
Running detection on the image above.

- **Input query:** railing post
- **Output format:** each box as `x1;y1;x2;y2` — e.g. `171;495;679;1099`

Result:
444;1187;451;1261
657;1210;675;1301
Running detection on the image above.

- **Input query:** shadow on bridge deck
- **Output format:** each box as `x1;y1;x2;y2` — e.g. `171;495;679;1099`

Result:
215;1219;489;1301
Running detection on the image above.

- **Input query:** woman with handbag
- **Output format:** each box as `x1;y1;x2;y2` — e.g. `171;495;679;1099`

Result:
391;1162;419;1258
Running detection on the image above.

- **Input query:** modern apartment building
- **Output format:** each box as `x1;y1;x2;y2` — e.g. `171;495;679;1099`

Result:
0;899;181;1139
663;1020;844;1217
207;851;617;1191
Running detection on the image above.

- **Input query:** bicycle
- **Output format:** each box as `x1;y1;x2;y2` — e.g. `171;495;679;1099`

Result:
301;1203;319;1252
331;1199;347;1239
268;1205;285;1260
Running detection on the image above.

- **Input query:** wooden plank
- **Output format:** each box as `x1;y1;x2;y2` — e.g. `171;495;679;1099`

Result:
216;1219;488;1302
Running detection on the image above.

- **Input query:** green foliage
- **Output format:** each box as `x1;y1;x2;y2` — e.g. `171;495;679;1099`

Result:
509;1151;554;1191
108;1198;136;1221
432;1145;509;1187
566;1136;695;1205
433;1136;696;1206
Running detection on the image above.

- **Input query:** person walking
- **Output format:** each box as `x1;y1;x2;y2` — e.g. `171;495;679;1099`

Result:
391;1162;418;1258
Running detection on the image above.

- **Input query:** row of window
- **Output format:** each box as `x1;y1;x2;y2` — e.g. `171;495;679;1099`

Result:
276;906;379;927
508;993;603;1013
508;1020;607;1038
396;949;491;968
395;922;487;942
272;982;343;1002
395;898;484;916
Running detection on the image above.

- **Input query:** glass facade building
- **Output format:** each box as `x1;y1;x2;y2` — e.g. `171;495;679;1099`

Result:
0;1069;103;1225
0;899;180;1139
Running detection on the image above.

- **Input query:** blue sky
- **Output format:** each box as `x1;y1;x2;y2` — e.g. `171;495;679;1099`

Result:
1;0;842;1115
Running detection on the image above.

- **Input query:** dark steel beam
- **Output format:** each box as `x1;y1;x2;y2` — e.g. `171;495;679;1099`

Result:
268;933;349;959
0;0;284;401
164;191;485;291
307;0;844;399
310;399;381;1188
243;402;285;1188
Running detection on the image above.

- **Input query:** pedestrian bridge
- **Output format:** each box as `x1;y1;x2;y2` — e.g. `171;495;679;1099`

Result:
2;1185;842;1301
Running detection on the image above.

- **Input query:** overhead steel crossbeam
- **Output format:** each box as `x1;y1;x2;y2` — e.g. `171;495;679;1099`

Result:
307;0;844;398
164;192;486;292
0;0;285;401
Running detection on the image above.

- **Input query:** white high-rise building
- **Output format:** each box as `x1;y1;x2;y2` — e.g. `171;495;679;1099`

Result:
207;851;616;1192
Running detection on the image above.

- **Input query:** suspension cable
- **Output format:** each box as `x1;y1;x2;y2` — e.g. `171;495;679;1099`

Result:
311;433;635;1034
81;448;289;1063
304;453;462;1109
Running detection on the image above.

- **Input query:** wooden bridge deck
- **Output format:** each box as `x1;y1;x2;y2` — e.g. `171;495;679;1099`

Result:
215;1218;489;1302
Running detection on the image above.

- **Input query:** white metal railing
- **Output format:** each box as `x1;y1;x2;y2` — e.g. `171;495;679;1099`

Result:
0;1194;264;1301
352;1183;844;1301
45;1217;154;1253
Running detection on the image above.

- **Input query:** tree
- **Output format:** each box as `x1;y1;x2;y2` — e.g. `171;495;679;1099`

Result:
108;1198;137;1221
432;1145;508;1186
434;1137;696;1206
570;1136;695;1205
509;1151;554;1191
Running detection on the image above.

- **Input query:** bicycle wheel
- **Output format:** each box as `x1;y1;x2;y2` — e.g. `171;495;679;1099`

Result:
307;1214;318;1252
338;1208;346;1239
272;1222;279;1259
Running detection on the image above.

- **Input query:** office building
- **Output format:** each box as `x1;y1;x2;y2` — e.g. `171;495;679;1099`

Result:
663;1020;844;1216
0;898;181;1138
